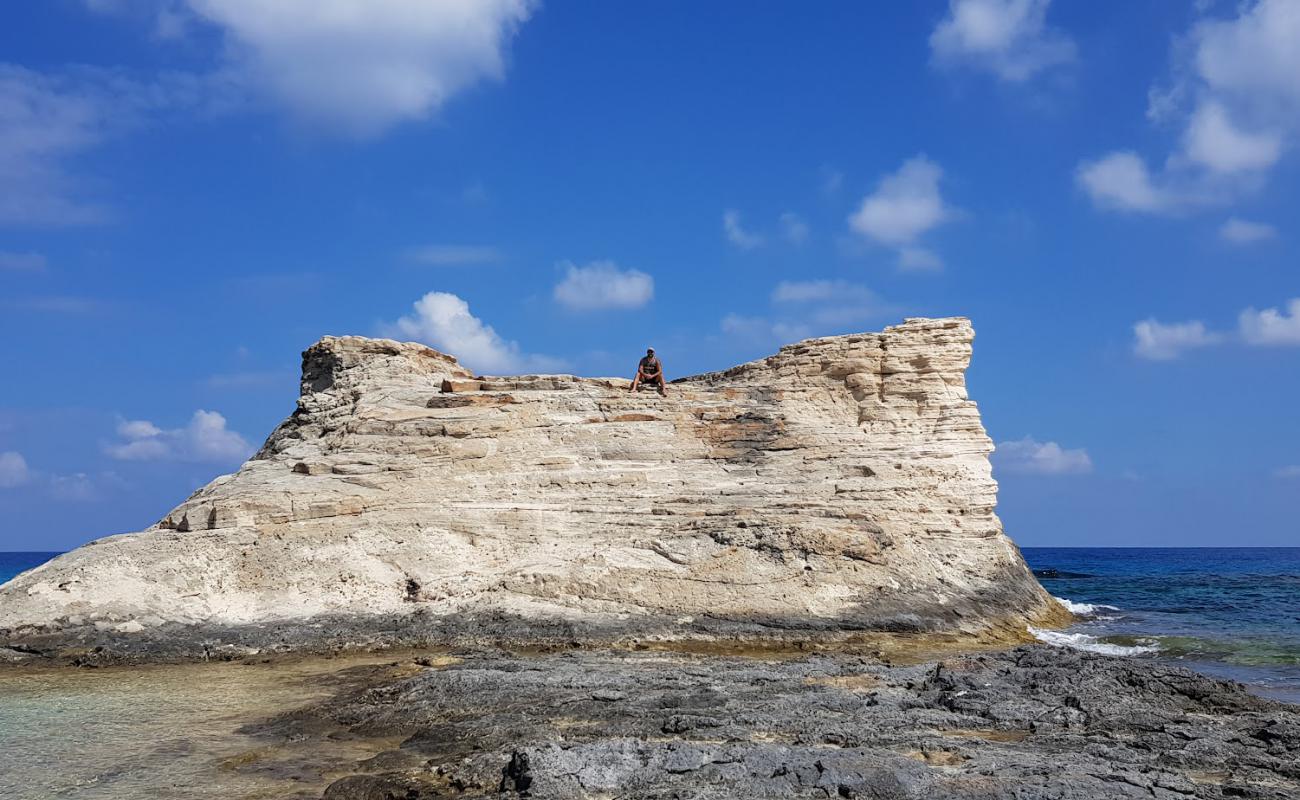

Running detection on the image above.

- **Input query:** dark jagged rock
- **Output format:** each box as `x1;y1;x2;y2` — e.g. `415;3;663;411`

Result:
231;645;1299;800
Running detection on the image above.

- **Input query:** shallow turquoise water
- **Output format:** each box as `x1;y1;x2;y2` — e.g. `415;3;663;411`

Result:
1022;547;1300;703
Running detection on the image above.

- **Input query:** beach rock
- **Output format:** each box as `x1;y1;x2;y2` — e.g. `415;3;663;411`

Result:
261;645;1299;800
0;318;1067;660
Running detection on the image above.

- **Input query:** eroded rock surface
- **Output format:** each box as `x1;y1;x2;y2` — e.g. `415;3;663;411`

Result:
249;646;1300;800
0;318;1066;659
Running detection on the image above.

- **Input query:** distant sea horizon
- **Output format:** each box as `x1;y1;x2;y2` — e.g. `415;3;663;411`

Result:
3;548;1298;703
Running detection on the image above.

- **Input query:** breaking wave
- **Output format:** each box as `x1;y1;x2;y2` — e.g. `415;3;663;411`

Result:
1053;596;1119;616
1028;626;1159;657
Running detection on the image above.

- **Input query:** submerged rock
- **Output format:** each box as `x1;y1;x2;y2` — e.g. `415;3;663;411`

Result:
0;318;1068;660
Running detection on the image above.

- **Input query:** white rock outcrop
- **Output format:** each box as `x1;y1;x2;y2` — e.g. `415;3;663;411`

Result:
0;318;1066;656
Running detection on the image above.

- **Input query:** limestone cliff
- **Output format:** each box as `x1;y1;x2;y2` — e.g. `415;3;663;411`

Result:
0;317;1067;659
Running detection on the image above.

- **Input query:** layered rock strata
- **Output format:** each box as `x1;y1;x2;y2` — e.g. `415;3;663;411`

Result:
0;317;1067;659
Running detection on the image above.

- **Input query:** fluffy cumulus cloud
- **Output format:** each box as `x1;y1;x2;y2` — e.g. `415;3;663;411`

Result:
179;0;535;136
1239;298;1300;346
1079;0;1300;214
105;410;252;462
722;210;764;250
0;451;30;488
1131;298;1300;360
723;280;891;343
929;0;1075;82
994;437;1093;475
1075;152;1172;214
381;291;563;374
848;156;952;269
552;261;653;311
1219;217;1277;244
1133;319;1222;360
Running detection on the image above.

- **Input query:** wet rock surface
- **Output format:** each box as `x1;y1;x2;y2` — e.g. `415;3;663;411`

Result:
242;645;1298;800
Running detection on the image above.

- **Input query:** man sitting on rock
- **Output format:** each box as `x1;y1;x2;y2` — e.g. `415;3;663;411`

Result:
630;347;667;395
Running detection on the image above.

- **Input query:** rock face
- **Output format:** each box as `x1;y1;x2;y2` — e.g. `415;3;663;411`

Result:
0;317;1067;658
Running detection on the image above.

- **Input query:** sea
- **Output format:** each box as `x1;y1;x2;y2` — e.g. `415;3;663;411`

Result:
1022;547;1300;704
0;548;1298;797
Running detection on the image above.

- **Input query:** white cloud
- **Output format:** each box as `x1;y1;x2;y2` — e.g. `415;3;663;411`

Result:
1274;465;1300;479
722;210;764;249
106;410;252;462
0;451;30;488
1219;217;1277;244
404;244;501;266
779;212;809;244
181;0;536;136
381;291;562;374
1075;152;1173;213
898;247;944;272
1182;100;1282;174
1133;318;1222;360
848;156;952;268
994;437;1092;475
1239;298;1300;346
929;0;1075;82
0;251;46;271
724;280;891;343
0;66;115;226
1081;0;1300;215
553;261;653;311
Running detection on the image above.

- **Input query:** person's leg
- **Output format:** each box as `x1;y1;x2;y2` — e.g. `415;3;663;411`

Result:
630;372;642;392
654;374;667;395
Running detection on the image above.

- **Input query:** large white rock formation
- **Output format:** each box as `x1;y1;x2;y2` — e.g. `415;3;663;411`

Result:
0;318;1066;657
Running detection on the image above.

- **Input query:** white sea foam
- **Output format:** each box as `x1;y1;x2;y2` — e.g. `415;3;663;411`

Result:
1053;596;1120;616
1028;626;1159;657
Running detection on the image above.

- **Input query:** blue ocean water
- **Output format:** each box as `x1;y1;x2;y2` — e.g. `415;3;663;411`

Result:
0;552;60;585
1023;547;1300;703
3;549;1298;702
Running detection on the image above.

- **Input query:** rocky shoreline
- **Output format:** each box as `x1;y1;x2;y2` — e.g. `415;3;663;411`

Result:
213;643;1297;800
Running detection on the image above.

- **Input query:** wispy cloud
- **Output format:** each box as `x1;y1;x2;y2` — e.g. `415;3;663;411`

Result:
994;436;1092;475
723;280;894;343
722;209;764;250
1133;318;1222;360
4;295;105;314
1132;297;1300;359
0;451;29;488
403;244;502;266
930;0;1076;82
553;261;654;311
1219;217;1277;244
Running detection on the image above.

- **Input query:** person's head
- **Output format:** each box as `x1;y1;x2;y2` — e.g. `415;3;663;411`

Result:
646;347;655;356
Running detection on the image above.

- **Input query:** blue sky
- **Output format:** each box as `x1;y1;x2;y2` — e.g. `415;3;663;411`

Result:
1;0;1297;550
